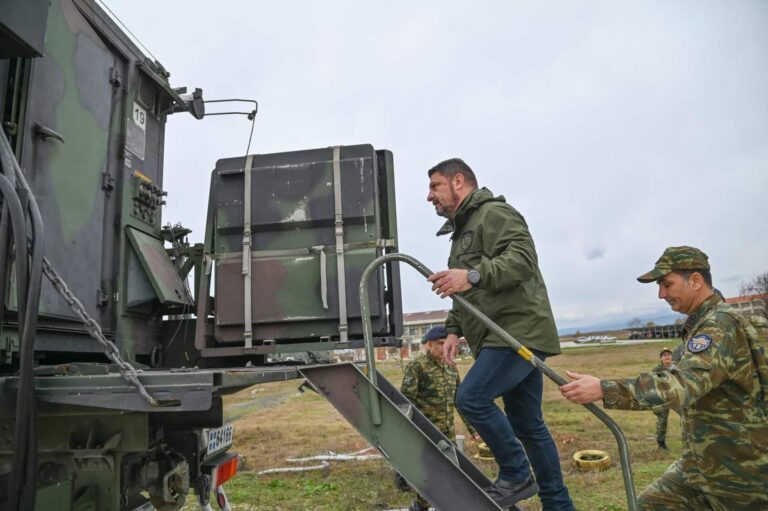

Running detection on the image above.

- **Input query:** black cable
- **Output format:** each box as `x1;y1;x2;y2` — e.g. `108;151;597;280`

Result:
0;210;12;324
0;173;32;511
0;129;44;511
17;190;43;511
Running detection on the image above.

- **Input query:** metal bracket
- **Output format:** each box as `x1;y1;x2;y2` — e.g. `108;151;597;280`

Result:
33;123;65;143
102;172;115;197
96;288;110;309
109;67;122;90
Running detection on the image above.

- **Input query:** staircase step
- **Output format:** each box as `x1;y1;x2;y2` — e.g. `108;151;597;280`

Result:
300;363;523;511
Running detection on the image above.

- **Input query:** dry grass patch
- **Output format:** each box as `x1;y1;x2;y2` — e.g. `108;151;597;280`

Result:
189;341;682;510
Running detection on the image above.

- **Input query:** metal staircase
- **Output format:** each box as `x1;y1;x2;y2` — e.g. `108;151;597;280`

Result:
303;252;639;511
300;363;517;511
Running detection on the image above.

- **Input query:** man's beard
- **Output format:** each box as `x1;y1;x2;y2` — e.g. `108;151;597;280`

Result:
436;185;461;218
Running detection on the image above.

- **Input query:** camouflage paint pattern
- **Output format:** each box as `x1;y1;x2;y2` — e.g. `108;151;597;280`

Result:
125;227;193;308
197;144;402;355
0;404;149;510
602;295;768;505
2;0;192;362
1;1;406;509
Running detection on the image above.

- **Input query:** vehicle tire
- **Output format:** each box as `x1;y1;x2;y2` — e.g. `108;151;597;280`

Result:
572;449;611;472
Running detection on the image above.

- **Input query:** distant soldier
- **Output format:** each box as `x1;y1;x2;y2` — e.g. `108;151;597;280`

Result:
651;348;676;450
400;325;478;511
560;246;768;510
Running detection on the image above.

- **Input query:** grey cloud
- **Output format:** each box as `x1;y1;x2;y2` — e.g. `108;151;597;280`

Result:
110;0;768;327
584;245;607;261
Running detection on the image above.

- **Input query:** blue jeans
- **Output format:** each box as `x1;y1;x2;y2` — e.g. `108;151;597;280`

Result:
456;347;575;511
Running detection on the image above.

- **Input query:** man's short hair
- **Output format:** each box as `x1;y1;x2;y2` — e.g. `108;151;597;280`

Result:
427;158;478;188
673;269;713;288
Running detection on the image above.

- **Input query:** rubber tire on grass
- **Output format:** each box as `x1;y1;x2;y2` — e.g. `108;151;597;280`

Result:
573;449;611;472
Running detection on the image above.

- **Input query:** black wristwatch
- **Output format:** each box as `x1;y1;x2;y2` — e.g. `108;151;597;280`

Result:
467;269;481;287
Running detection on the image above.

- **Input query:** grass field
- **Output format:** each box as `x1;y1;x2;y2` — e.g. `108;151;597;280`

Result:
189;341;682;510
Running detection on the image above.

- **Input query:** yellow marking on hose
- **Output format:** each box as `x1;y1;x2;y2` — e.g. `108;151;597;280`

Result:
517;346;534;361
133;170;152;183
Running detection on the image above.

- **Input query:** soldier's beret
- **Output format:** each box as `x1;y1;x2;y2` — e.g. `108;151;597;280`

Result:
422;325;448;342
637;246;710;283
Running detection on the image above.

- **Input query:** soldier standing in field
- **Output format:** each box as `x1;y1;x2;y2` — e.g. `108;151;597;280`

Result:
400;325;478;511
560;246;768;510
425;158;575;510
651;347;676;451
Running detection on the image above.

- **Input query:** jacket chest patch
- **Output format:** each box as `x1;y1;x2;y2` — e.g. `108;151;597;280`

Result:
687;334;713;353
460;231;474;251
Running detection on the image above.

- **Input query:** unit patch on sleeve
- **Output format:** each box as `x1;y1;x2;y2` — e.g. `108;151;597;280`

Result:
460;231;474;251
687;334;713;353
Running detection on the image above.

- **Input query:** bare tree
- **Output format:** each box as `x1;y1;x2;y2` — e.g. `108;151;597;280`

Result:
627;317;642;329
740;272;768;320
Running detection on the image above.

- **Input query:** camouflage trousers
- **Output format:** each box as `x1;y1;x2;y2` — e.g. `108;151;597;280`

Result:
638;461;768;510
653;409;669;444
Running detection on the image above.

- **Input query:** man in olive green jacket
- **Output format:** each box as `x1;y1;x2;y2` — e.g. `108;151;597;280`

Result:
426;158;574;511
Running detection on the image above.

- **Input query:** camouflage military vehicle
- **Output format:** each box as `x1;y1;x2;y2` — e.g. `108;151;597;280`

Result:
0;1;401;509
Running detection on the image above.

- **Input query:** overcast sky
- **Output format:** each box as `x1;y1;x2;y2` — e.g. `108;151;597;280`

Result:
108;0;768;329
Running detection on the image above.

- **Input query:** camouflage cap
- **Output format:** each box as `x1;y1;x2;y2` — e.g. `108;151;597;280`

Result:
660;347;672;356
637;246;710;283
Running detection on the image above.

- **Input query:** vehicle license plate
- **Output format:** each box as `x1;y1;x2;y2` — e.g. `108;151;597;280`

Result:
206;423;234;456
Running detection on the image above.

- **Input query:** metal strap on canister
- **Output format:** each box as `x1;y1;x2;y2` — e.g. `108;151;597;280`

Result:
331;146;348;342
314;245;329;310
242;154;254;349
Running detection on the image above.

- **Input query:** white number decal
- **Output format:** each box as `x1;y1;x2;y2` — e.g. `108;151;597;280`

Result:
133;103;147;131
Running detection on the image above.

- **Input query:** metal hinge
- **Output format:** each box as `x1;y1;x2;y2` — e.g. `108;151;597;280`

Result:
102;172;115;197
97;288;110;309
109;67;122;90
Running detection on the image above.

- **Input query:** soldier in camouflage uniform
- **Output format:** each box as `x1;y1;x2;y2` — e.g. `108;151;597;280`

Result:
560;246;768;510
400;325;478;511
651;348;676;450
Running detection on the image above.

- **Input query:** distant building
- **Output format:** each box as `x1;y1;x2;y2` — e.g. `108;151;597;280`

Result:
626;293;767;340
403;310;450;345
627;323;683;340
725;293;768;318
390;310;470;358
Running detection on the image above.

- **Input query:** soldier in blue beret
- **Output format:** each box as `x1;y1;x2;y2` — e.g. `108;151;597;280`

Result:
400;325;478;511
